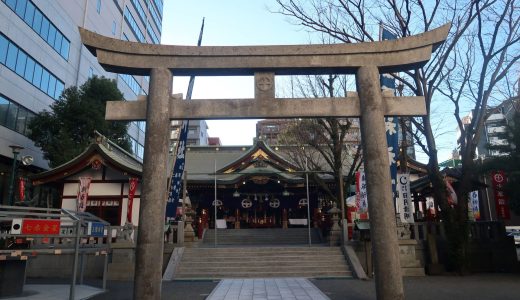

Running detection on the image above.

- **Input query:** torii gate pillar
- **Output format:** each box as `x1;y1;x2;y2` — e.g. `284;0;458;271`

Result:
133;68;172;299
357;66;403;299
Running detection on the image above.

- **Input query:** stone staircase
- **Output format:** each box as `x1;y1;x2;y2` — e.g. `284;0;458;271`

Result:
202;228;322;246
174;246;352;279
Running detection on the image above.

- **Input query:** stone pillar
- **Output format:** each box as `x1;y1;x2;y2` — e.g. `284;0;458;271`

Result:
133;68;172;300
356;66;404;300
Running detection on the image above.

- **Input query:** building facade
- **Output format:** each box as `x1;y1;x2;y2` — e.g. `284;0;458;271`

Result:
1;0;163;204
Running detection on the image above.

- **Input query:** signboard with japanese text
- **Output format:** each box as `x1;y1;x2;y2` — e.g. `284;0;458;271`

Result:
127;177;138;223
87;222;105;237
21;219;60;235
77;177;92;212
469;191;480;221
491;171;510;219
356;171;368;213
397;173;414;223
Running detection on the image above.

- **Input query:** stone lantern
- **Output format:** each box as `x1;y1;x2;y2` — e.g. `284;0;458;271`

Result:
327;202;342;246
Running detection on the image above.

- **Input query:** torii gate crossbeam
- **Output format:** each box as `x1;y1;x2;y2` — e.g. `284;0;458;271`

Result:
80;24;449;300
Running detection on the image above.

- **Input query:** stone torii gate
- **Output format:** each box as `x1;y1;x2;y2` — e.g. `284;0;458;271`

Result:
80;24;449;300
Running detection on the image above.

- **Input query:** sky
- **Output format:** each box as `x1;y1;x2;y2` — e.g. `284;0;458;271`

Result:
160;0;456;163
161;0;312;145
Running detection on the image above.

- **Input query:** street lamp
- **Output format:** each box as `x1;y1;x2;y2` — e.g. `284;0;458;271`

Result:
7;145;24;206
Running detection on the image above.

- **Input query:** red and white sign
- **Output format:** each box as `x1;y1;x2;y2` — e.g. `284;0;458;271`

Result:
77;177;92;212
491;171;510;220
19;177;25;202
127;177;139;223
21;219;60;235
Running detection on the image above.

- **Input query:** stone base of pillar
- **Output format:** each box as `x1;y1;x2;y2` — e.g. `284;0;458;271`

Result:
398;239;425;276
282;221;288;229
234;221;240;229
328;229;341;246
184;222;195;242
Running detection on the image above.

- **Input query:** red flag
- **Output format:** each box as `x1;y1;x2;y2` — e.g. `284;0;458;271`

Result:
127;178;139;223
19;177;25;202
77;177;92;212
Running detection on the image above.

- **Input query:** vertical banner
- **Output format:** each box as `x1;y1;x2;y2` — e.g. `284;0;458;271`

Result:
491;171;510;220
165;18;205;222
445;178;458;205
356;171;368;213
127;177;139;223
77;177;92;212
397;173;414;223
18;177;25;202
380;25;399;194
469;191;480;221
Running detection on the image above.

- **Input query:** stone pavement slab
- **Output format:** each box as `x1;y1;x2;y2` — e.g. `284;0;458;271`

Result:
206;278;330;300
1;284;103;300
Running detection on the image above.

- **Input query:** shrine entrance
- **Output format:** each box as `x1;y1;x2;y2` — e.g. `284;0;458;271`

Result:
80;24;449;300
183;140;327;233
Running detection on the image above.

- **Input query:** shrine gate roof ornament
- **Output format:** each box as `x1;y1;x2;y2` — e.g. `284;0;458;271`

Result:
79;24;450;76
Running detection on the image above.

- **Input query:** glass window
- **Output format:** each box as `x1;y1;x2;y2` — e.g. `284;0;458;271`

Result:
15;0;27;17
32;63;42;88
53;32;63;52
40;69;50;93
24;56;35;82
47;76;56;97
15;106;27;134
112;21;116;35
6;42;18;70
5;0;16;10
32;9;43;33
0;96;9;125
55;81;64;99
47;24;57;46
60;39;69;60
24;1;35;26
6;101;18;129
15;50;27;76
40;18;49;40
0;35;8;64
96;0;101;13
24;111;35;135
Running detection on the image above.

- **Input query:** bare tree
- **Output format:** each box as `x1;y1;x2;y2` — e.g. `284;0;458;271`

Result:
278;75;363;207
275;0;520;271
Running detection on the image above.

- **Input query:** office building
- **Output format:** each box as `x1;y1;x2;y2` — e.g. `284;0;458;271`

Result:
1;0;164;203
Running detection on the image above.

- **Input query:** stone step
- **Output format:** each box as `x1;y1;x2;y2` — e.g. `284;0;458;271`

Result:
175;270;352;279
174;246;350;279
183;247;341;254
178;262;348;272
181;254;345;262
202;229;323;246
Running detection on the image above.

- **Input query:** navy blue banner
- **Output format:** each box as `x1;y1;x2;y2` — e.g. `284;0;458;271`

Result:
380;25;399;194
165;18;205;222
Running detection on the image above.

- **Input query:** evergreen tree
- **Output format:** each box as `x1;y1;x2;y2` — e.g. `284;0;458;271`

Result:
28;76;131;167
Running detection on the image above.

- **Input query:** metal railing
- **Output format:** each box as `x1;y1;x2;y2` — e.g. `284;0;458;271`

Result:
0;205;112;300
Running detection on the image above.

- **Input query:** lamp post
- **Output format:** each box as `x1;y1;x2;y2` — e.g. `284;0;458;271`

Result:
7;145;24;206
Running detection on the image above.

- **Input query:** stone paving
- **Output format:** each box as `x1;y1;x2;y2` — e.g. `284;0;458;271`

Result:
1;284;104;300
206;278;329;300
